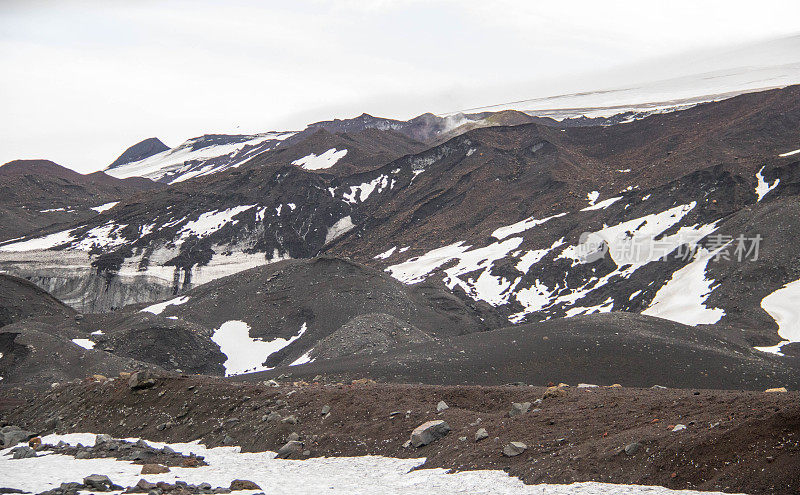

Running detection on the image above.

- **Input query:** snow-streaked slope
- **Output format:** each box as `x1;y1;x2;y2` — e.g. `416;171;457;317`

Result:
0;433;741;495
105;132;295;184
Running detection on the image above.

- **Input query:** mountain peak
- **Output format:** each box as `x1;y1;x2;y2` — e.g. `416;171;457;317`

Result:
108;137;170;169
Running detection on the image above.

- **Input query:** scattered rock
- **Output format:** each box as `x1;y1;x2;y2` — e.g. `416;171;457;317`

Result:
11;446;37;459
672;424;686;432
651;385;668;390
509;402;531;417
95;434;113;446
436;400;449;412
287;432;300;442
624;442;641;456
0;426;34;448
606;384;623;388
502;442;527;457
410;420;451;447
321;405;331;415
263;411;282;422
229;480;261;491
764;387;788;393
276;440;304;459
577;383;598;388
542;386;566;399
141;464;170;474
128;371;157;390
281;415;298;425
475;428;488;442
83;474;113;491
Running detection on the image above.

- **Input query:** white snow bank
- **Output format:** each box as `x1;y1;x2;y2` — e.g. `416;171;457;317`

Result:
91;201;119;213
755;166;779;202
140;296;190;315
211;321;306;376
0;433;740;495
755;278;800;355
292;148;348;170
71;338;95;350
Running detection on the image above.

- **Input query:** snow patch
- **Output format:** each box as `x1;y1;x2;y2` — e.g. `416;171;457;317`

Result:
178;205;256;243
492;213;566;241
292;148;348;170
325;216;355;243
642;247;726;326
581;196;623;211
90;201;119;213
140;296;190;315
0;433;737;495
211;321;307;376
754;278;800;355
71;339;95;350
374;246;397;260
778;148;800;157
755;166;780;202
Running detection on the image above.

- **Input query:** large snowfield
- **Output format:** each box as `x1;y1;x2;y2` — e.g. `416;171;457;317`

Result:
0;433;740;495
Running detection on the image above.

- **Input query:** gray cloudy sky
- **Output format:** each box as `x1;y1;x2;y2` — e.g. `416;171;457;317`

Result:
2;0;800;173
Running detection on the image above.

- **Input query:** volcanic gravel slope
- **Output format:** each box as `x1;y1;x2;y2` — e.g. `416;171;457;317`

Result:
0;159;161;242
0;274;75;327
239;312;800;390
2;377;798;494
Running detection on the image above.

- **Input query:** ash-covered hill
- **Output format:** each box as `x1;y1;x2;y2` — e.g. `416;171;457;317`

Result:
241;311;800;390
0;160;161;242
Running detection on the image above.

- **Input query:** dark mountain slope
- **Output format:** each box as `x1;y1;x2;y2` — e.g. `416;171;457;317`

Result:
0;274;75;327
108;137;170;169
0;159;162;242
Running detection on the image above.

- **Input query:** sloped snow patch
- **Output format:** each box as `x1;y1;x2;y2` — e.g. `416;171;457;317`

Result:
0;229;75;252
642;247;725;326
140;296;190;315
492;213;566;241
292;148;348;170
755;166;779;202
90;201;119;213
325;216;355;243
778;148;800;157
581;196;623;211
755;278;800;355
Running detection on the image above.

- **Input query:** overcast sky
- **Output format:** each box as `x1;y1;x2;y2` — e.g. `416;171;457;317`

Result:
2;0;800;173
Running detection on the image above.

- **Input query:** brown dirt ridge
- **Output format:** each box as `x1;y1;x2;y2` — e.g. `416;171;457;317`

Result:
2;375;798;494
